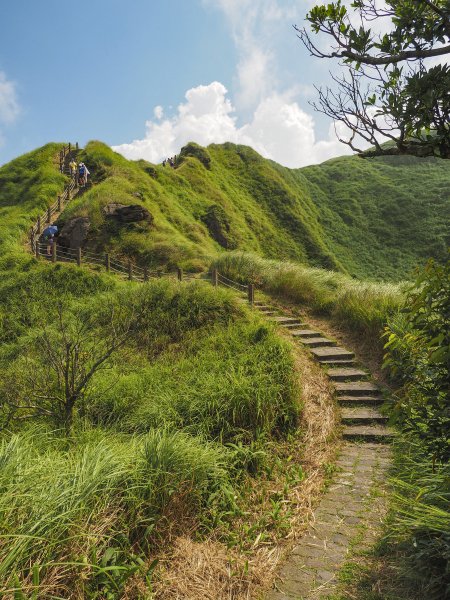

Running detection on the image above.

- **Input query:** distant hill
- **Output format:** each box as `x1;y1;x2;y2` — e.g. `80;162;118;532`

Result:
1;140;449;280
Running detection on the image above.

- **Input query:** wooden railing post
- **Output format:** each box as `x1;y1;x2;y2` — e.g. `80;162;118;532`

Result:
212;268;218;287
47;207;51;223
52;242;57;263
177;267;183;282
143;266;149;282
128;260;133;281
247;283;255;306
105;253;110;272
35;240;40;258
76;142;79;151
77;247;82;267
57;195;62;211
157;269;162;278
68;142;71;154
37;216;41;234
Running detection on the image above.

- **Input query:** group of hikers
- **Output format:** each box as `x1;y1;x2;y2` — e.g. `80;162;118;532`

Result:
69;159;90;187
41;159;91;255
162;155;177;168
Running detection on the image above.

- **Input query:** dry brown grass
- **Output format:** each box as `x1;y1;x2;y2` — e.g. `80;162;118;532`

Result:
151;537;280;600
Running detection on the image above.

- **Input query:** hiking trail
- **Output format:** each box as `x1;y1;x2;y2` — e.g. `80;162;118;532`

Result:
252;301;393;599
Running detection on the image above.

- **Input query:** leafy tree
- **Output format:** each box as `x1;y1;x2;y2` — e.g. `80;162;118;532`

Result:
296;0;450;158
1;300;138;433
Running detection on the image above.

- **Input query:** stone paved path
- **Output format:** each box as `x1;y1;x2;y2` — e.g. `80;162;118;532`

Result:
266;443;390;599
254;301;393;599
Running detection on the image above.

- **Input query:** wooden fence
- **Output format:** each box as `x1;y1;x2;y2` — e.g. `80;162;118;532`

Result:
28;143;255;302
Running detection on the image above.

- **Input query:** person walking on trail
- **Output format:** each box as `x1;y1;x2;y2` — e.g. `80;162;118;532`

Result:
69;159;77;178
46;234;55;256
78;162;90;187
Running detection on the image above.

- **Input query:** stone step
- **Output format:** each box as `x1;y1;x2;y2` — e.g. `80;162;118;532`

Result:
311;347;355;362
324;359;357;367
255;305;275;311
283;322;308;330
301;337;337;348
327;368;368;382
337;395;384;407
341;407;388;424
290;329;323;338
342;425;395;442
269;316;303;325
334;381;381;396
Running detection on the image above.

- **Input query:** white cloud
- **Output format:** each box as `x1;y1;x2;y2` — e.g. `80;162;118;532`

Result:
203;0;303;109
113;81;350;168
0;72;20;124
0;71;20;150
153;105;164;119
113;2;356;168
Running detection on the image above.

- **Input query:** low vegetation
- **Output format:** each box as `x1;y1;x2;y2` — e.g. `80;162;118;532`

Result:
212;251;405;347
0;264;300;596
0;140;448;597
10;139;445;280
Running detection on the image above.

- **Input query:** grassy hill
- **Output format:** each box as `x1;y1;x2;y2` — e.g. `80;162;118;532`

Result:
67;141;449;280
1;140;448;280
0;142;448;596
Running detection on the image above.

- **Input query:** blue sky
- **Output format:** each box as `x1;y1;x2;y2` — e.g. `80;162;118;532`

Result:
0;0;350;167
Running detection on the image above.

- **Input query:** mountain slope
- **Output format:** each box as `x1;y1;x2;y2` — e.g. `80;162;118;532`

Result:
1;140;449;280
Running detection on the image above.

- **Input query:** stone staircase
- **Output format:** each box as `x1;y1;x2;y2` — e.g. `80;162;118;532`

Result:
256;301;394;443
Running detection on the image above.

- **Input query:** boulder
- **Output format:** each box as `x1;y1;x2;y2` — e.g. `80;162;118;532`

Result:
103;203;153;224
57;217;90;249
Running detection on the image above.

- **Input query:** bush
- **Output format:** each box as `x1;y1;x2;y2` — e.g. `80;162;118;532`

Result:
0;427;234;595
384;256;450;460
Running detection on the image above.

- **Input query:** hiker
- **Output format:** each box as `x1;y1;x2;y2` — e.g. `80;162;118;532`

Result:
78;162;90;187
46;234;54;256
69;158;77;178
168;157;174;168
162;159;166;167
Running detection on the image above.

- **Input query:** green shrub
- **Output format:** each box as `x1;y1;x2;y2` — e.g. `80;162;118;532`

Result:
384;257;450;460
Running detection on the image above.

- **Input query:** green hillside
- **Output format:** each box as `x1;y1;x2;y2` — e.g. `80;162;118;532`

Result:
1;140;448;280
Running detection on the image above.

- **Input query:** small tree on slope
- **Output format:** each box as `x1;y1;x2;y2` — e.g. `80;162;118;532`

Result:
1;300;138;433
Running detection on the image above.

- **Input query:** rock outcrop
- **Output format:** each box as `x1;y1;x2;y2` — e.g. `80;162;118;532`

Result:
202;204;237;249
57;217;90;249
103;203;153;224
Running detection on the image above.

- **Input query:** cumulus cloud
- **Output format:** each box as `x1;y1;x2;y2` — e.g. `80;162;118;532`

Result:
0;71;20;149
113;1;354;168
113;81;350;168
0;72;20;124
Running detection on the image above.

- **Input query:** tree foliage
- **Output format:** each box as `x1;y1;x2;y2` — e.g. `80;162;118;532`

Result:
296;0;450;158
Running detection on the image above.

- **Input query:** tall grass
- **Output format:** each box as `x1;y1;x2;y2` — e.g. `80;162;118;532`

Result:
385;439;450;599
212;252;405;343
88;319;299;443
0;427;234;594
0;275;299;595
